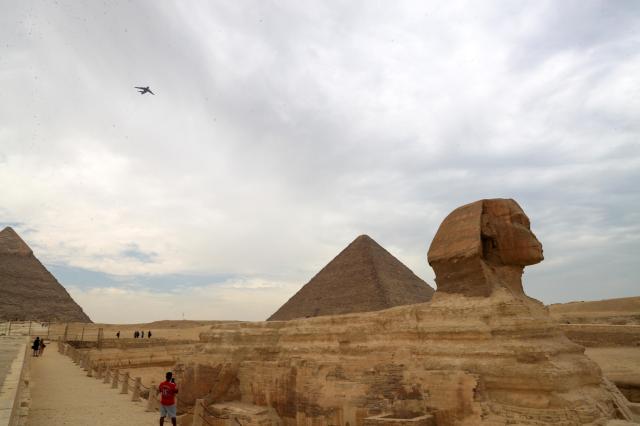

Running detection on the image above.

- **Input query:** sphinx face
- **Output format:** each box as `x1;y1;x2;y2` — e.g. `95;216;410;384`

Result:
481;199;543;267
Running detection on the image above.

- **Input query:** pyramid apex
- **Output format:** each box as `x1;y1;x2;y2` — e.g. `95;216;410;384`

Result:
0;226;33;256
268;234;434;321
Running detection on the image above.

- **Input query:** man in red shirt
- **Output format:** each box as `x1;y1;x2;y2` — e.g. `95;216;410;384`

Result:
157;371;178;426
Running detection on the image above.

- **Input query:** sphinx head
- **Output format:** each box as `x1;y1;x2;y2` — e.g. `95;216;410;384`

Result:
427;199;543;297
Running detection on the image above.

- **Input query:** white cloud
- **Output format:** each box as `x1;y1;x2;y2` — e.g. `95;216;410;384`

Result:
68;277;301;323
1;1;639;321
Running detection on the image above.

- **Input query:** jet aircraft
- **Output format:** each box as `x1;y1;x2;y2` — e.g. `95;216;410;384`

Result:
135;86;155;95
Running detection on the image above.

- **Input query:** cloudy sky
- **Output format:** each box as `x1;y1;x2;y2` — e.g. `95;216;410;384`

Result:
1;1;638;323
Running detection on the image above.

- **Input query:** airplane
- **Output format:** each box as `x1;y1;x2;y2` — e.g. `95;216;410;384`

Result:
135;86;155;95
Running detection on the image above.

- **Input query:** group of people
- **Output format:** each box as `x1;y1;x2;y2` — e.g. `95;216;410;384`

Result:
114;330;152;339
31;336;46;356
134;330;151;339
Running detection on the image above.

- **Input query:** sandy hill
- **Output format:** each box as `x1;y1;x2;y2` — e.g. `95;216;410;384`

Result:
268;234;434;321
0;226;91;322
549;296;640;325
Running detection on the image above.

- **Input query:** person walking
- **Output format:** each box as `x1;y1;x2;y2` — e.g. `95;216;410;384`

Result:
141;331;145;338
134;331;139;339
31;337;40;357
38;340;46;356
116;331;120;339
148;330;152;339
158;371;178;426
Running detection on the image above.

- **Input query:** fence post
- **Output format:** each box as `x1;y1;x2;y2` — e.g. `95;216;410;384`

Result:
131;377;141;401
28;321;32;336
7;322;11;336
193;399;205;426
80;327;85;342
146;381;157;412
97;328;103;350
63;323;68;342
120;372;129;394
47;322;50;339
112;369;119;389
104;367;111;384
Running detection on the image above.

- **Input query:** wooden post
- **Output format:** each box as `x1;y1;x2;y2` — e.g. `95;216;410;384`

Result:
112;369;119;389
193;399;205;426
146;381;157;412
27;321;32;336
80;327;85;342
62;323;68;342
131;377;141;401
7;322;11;336
104;367;111;384
47;322;50;338
120;372;130;394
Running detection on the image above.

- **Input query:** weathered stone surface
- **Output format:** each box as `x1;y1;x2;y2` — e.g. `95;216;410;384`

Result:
0;227;91;322
173;199;621;425
427;199;543;297
72;199;632;425
268;235;434;321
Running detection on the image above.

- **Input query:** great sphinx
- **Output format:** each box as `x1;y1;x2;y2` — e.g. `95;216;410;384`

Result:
115;199;628;425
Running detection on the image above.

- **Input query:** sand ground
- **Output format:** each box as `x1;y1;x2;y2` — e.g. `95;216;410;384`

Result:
585;347;640;384
26;346;160;425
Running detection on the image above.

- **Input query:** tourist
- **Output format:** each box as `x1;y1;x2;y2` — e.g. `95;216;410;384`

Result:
148;330;152;338
134;330;139;339
141;330;145;338
158;371;178;426
32;337;40;356
38;340;46;356
116;331;120;339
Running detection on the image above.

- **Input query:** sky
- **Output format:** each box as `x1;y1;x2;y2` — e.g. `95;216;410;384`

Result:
1;1;639;323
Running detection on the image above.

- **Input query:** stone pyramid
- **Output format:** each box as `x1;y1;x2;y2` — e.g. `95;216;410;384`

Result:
268;235;434;320
0;226;91;322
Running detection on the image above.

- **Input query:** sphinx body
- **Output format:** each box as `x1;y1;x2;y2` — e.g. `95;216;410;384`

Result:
167;200;625;425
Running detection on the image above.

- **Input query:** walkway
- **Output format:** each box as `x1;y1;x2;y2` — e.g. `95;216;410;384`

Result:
26;347;159;425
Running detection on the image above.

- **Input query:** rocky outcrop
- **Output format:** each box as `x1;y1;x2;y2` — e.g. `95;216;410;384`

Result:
268;235;434;321
174;199;626;425
0;227;91;322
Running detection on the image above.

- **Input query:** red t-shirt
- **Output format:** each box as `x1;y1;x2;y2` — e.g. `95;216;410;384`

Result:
158;381;177;406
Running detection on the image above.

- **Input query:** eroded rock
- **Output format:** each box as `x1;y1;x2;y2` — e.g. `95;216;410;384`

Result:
427;199;543;297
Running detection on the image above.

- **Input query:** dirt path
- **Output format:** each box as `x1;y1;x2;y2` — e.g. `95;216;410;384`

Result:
26;347;159;425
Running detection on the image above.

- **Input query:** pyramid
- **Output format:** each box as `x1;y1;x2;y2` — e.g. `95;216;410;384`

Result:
268;235;434;321
0;227;91;322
